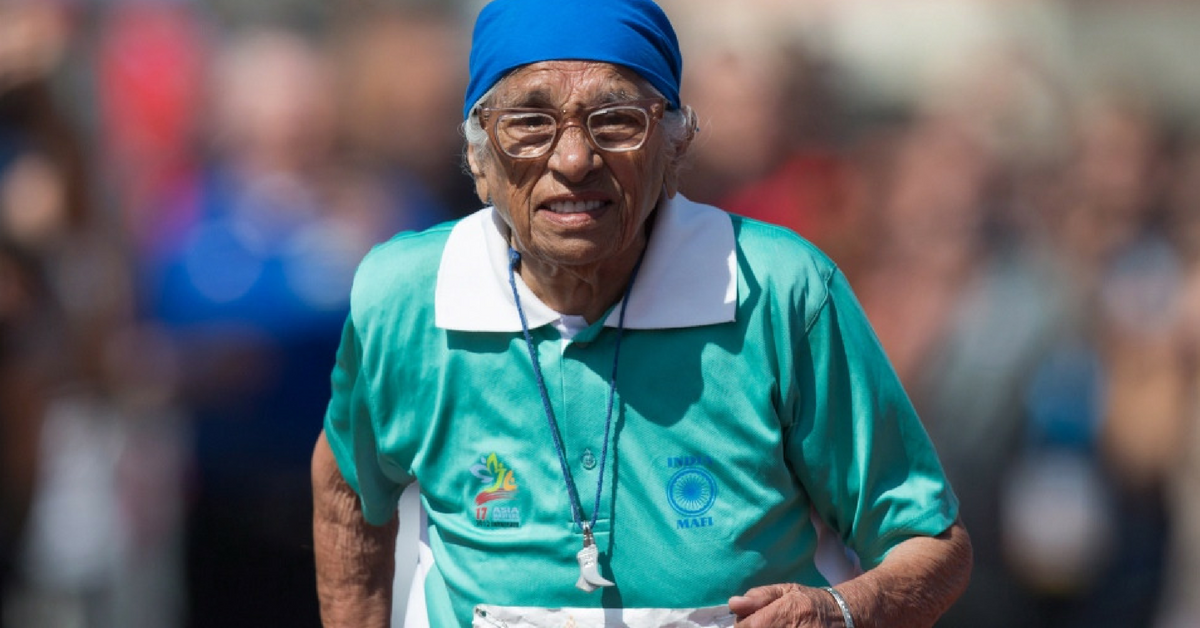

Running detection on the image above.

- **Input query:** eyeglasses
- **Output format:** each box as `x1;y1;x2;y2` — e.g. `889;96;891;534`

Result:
477;98;666;160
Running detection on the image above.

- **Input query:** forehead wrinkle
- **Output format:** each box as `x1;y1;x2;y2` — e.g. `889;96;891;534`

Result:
500;87;648;113
494;63;649;110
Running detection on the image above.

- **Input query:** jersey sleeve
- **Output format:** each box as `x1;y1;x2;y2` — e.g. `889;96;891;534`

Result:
323;314;411;525
785;269;959;569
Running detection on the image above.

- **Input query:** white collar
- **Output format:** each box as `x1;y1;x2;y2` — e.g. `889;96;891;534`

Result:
434;194;737;332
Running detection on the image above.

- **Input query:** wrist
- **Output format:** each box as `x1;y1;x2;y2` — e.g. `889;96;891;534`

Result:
822;586;856;628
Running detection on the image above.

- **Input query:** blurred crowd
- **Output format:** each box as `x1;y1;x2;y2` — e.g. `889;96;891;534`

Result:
1;0;1198;627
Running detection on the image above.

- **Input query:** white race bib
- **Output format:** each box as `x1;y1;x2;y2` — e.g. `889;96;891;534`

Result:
472;604;736;628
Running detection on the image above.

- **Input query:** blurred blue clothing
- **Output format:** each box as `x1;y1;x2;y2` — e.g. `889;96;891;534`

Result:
139;162;460;627
141;163;456;498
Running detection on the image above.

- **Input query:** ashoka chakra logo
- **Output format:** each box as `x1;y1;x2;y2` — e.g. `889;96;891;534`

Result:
666;467;717;516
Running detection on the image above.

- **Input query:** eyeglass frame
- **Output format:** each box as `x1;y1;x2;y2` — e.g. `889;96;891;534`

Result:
475;97;668;160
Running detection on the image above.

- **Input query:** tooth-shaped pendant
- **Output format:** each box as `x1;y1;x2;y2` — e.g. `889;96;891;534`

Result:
575;524;614;592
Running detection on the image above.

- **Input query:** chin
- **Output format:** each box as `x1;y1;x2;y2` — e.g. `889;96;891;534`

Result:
531;239;615;269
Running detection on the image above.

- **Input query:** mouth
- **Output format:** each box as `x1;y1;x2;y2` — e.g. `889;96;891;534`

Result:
535;195;615;228
542;199;609;214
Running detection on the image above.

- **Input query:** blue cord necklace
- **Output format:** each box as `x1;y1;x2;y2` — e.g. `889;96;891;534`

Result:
507;245;645;593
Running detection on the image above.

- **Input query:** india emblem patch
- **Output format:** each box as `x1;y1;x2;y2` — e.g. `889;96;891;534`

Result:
665;455;719;530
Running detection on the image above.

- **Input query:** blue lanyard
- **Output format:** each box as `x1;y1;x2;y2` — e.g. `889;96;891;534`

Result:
507;246;644;534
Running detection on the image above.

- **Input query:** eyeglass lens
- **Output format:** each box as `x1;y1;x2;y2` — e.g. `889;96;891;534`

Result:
494;106;650;158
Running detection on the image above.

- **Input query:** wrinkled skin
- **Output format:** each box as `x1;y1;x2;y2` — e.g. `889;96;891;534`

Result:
467;60;687;322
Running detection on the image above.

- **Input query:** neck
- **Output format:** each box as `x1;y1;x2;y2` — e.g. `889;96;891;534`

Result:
517;237;646;324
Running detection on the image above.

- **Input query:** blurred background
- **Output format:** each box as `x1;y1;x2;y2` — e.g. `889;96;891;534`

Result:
0;0;1197;626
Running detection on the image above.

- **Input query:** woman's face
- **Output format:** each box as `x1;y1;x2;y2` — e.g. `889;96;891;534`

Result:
468;61;678;274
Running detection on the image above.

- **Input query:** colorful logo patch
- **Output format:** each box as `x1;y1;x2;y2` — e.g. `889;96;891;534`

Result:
470;453;522;528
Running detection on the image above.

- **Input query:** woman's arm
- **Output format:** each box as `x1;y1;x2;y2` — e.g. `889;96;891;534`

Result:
729;519;972;627
312;430;398;628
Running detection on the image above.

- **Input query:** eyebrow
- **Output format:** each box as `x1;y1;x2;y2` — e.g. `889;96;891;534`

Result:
503;87;555;108
599;88;641;103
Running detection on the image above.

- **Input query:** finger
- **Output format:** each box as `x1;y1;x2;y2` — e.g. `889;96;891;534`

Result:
733;586;820;628
728;583;799;617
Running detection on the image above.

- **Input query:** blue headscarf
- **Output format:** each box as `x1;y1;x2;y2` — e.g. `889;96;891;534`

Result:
463;0;682;119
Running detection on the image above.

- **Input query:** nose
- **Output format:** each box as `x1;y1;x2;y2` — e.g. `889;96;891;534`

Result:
548;125;601;182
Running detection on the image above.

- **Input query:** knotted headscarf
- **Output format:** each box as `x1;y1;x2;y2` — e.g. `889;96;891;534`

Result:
463;0;682;119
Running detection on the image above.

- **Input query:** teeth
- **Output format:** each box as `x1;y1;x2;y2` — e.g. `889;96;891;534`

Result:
546;200;604;214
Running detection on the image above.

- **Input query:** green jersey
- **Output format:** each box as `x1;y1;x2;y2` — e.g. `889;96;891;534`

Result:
324;195;958;627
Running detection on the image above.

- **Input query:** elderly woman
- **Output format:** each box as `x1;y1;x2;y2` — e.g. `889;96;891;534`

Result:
312;0;971;626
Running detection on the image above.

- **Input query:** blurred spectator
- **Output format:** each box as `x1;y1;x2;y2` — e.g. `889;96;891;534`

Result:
944;91;1178;628
1003;92;1179;628
96;1;208;261
1156;133;1200;628
133;21;458;625
0;2;66;607
854;106;997;384
1;3;185;627
845;86;1067;628
667;1;873;285
135;26;342;628
669;4;804;205
0;198;50;625
332;5;476;223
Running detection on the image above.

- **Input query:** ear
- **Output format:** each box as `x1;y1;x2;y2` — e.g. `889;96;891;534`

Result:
663;150;687;198
663;107;697;198
467;148;491;205
663;167;682;199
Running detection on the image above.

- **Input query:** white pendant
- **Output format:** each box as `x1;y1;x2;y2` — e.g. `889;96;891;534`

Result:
575;524;614;592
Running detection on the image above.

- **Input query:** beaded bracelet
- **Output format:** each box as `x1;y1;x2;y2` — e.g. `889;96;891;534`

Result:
822;586;856;628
